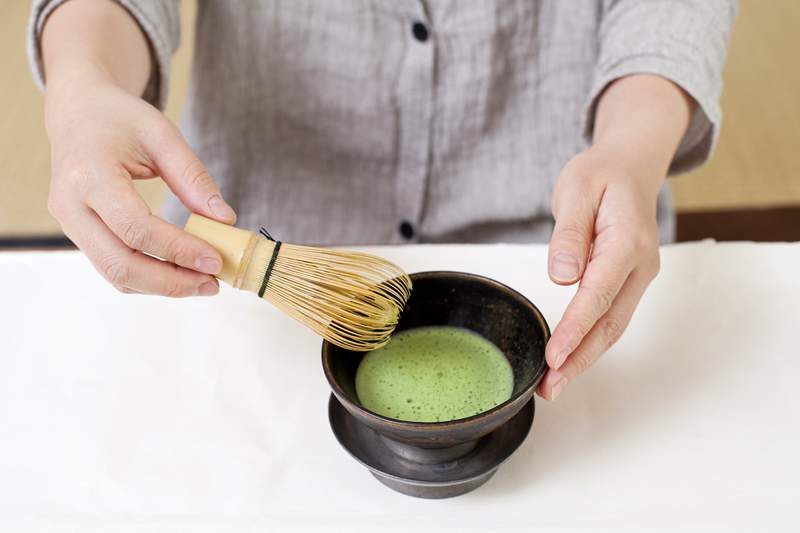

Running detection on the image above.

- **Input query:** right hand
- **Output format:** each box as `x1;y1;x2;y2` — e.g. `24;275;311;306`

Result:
44;79;236;297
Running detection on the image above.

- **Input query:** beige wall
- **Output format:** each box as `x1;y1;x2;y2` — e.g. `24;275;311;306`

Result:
669;0;800;210
0;2;54;235
2;0;798;237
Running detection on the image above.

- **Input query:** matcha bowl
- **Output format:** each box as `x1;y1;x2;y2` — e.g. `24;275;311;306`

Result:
322;271;550;498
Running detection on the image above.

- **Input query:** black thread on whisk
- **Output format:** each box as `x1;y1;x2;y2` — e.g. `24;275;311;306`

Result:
258;227;281;298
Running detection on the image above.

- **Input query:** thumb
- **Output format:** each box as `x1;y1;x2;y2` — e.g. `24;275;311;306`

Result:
548;176;595;285
148;123;236;224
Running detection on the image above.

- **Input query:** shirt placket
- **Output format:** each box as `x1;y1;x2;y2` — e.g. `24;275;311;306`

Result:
392;2;435;244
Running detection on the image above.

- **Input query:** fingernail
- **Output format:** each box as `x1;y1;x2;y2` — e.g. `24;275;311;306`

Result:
195;256;222;275
551;252;580;283
197;281;219;296
550;377;568;401
554;347;571;369
208;195;236;223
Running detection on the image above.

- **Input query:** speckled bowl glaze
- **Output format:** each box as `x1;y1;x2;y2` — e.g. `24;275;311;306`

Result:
322;271;550;498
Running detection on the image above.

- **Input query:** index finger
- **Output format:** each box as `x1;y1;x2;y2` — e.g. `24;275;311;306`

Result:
143;123;236;224
545;240;636;369
84;169;222;275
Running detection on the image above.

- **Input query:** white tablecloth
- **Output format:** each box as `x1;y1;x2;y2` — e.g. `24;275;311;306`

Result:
0;242;798;532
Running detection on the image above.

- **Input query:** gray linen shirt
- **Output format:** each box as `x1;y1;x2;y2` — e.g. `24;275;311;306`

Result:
29;0;735;245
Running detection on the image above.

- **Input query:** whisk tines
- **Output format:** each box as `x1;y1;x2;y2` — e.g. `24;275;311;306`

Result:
184;214;412;351
258;243;412;351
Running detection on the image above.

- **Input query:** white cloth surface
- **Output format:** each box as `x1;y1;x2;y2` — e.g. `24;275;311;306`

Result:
0;242;798;532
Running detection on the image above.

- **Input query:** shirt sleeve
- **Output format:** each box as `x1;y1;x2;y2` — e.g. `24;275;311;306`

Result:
27;0;180;110
584;0;737;175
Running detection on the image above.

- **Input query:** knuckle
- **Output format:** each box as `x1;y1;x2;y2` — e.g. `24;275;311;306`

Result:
630;225;659;255
630;233;650;254
46;192;66;219
61;167;88;185
599;315;626;349
163;268;190;298
609;229;642;258
569;348;594;375
552;178;590;216
100;256;131;287
62;167;94;198
50;167;90;204
648;252;661;279
561;153;592;180
617;235;639;257
164;280;185;298
151;118;178;144
181;159;213;190
562;319;591;350
555;224;589;249
120;218;149;250
167;235;193;266
587;283;616;315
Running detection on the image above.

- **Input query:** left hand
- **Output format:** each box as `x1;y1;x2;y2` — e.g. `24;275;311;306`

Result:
536;144;662;400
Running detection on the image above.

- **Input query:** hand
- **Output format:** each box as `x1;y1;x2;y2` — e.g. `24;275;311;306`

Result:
44;78;237;296
536;145;662;400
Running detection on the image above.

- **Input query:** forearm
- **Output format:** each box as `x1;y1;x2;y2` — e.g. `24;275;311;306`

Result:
41;0;151;99
592;74;696;191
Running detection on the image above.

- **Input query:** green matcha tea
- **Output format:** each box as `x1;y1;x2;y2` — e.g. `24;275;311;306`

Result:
354;326;514;422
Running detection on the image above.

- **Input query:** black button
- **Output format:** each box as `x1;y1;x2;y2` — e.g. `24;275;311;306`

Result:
412;21;429;42
399;221;415;240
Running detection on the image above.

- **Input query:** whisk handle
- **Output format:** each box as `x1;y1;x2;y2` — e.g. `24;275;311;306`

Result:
184;214;257;288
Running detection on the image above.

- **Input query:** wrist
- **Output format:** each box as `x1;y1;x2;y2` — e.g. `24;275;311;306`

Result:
44;56;115;97
43;62;119;132
41;0;152;102
590;74;694;188
584;141;667;196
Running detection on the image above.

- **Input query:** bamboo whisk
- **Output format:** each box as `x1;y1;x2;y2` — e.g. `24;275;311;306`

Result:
185;214;412;351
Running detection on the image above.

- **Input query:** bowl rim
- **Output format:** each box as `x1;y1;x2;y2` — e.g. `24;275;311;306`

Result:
321;270;550;429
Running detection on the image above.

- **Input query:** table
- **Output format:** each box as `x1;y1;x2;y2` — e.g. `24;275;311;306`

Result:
1;242;798;532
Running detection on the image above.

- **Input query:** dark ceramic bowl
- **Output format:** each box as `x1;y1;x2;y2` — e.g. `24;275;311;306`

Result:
322;271;550;450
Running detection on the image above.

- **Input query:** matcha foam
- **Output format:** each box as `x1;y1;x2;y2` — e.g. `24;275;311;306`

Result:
355;326;514;422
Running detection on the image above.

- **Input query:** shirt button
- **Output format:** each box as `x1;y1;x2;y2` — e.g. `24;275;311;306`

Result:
411;21;429;42
399;221;415;240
